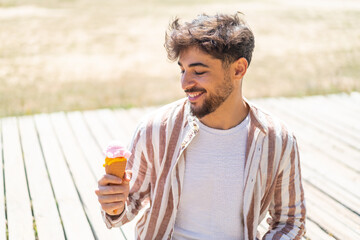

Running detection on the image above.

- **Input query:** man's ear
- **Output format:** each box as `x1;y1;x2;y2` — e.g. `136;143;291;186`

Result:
233;57;248;80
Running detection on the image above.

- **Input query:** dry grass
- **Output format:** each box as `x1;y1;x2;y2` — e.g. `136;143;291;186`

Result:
0;0;359;117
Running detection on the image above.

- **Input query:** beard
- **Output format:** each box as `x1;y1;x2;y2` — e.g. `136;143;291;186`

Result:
187;74;234;119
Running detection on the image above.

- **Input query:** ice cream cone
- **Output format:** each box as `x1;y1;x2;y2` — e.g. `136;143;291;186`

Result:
103;142;132;215
104;157;127;179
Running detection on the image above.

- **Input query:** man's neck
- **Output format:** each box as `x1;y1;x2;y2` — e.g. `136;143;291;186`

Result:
199;94;249;130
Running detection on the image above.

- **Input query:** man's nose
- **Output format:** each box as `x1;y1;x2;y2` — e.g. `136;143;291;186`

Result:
181;72;195;90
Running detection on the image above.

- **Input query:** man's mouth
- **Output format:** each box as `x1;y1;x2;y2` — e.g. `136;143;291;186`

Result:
187;91;204;101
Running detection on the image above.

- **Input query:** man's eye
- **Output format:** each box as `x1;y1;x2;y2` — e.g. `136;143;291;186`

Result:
180;70;185;74
195;71;206;75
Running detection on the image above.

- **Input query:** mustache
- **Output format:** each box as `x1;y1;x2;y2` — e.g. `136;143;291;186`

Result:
184;87;206;93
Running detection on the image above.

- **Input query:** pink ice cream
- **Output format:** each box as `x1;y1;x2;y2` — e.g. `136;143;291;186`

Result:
104;141;132;159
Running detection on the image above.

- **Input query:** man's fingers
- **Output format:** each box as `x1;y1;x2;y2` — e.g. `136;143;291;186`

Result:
98;193;126;204
98;174;123;186
101;202;124;215
98;184;129;195
96;172;130;215
123;170;132;183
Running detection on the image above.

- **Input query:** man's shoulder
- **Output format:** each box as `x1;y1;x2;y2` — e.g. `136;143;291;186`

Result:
248;101;296;142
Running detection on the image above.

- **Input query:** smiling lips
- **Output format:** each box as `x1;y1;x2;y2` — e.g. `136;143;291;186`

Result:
187;91;204;102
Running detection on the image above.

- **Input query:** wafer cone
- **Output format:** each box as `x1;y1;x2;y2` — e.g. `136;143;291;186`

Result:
104;158;127;179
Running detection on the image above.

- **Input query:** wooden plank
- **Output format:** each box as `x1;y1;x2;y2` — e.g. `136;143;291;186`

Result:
18;116;65;240
304;182;360;239
274;97;359;151
308;95;360;131
254;97;359;168
301;161;360;215
111;107;157;146
96;109;129;144
50;112;125;240
301;135;360;173
0;120;7;240
295;98;359;167
254;99;360;172
2;117;34;240
317;95;360;132
350;92;360;104
305;219;336;240
300;146;360;198
34;114;94;240
82;110;112;150
351;91;360;98
66;111;103;180
286;97;360;144
328;93;360;114
113;109;139;140
127;107;153;124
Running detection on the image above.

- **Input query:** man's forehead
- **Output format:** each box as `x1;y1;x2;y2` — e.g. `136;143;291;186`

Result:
178;47;218;67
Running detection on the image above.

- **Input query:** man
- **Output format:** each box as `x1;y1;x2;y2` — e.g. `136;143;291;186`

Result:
95;13;306;239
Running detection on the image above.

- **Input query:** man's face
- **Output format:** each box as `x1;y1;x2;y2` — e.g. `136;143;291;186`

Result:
178;46;234;119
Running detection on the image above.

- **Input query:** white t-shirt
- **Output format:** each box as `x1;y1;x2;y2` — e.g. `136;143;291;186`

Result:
173;113;250;240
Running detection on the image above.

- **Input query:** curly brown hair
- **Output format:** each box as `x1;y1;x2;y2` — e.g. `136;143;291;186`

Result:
164;13;255;67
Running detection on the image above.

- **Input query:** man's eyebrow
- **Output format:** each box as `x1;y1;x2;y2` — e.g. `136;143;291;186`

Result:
177;61;209;68
189;62;209;68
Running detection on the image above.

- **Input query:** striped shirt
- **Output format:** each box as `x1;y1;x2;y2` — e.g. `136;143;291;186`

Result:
102;98;306;240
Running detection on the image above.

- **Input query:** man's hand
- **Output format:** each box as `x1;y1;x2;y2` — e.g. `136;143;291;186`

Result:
95;170;132;216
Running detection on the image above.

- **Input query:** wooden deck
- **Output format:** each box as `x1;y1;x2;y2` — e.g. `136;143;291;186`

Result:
0;92;359;240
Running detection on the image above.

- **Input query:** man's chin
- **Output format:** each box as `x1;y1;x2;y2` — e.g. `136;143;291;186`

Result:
189;105;210;119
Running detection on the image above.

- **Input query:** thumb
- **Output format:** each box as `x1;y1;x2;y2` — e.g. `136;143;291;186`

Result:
123;170;132;183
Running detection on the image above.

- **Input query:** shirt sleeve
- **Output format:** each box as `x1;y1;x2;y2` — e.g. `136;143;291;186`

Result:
263;135;306;240
101;204;128;229
102;121;153;229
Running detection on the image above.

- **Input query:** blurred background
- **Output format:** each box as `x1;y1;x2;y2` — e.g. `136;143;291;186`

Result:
0;0;359;117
